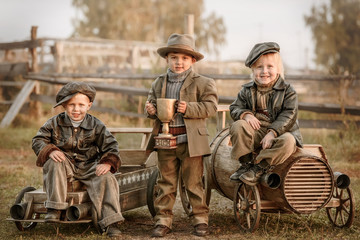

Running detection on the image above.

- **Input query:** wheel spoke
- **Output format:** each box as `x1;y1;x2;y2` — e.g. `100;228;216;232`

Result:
340;209;345;225
246;213;251;228
342;206;350;216
238;191;244;201
334;208;339;223
339;189;344;199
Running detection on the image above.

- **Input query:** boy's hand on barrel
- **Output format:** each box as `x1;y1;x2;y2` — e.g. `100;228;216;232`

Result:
49;150;66;162
96;163;111;176
260;131;275;149
146;101;157;115
244;114;261;130
177;101;187;113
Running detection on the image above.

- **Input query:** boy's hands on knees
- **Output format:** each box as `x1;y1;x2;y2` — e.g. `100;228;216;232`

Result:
244;114;261;130
260;131;276;149
96;163;111;176
49;150;66;162
145;101;157;115
177;100;187;113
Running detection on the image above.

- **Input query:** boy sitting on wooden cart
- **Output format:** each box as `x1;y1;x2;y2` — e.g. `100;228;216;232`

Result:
32;82;124;237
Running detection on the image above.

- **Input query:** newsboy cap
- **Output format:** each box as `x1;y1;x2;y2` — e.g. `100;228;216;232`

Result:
245;42;280;68
54;82;96;108
157;33;204;61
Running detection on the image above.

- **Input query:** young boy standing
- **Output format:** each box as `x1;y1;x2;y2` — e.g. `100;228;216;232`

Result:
229;42;303;185
145;33;218;237
32;82;124;237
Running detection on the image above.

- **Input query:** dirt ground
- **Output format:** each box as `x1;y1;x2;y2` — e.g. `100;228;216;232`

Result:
3;182;360;240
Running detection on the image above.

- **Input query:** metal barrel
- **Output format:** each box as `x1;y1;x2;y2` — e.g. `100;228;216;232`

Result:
66;202;92;221
10;202;28;220
334;172;350;189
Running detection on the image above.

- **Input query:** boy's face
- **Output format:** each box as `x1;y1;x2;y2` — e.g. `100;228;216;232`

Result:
63;93;92;121
252;53;279;85
166;52;196;74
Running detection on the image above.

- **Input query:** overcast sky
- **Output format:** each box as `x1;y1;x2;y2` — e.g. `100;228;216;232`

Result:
0;0;328;69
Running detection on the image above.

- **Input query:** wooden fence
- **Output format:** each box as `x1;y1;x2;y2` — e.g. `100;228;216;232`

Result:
1;27;359;129
1;72;359;129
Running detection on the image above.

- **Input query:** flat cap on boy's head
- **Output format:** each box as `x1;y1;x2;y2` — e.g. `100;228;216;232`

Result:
157;33;204;61
245;42;280;68
54;82;96;108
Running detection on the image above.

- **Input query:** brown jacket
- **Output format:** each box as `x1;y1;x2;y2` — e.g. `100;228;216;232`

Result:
32;113;121;173
146;70;218;157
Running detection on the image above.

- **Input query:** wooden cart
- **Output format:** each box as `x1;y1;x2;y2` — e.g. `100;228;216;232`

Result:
8;128;159;232
178;105;355;232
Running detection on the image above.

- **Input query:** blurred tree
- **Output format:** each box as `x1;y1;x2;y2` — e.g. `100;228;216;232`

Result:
304;0;360;76
72;0;226;56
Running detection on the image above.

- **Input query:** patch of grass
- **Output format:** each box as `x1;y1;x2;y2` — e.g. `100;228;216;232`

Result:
0;128;37;150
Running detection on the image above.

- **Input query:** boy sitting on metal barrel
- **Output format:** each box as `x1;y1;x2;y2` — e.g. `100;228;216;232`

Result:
229;42;303;186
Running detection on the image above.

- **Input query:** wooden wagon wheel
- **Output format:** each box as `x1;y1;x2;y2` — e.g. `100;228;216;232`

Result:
13;186;39;231
326;186;355;228
146;168;159;217
233;183;261;232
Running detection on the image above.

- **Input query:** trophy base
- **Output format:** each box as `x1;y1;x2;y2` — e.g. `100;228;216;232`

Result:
154;136;177;149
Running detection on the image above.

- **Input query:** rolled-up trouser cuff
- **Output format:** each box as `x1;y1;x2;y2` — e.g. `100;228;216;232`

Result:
155;216;173;229
98;212;125;230
45;200;68;210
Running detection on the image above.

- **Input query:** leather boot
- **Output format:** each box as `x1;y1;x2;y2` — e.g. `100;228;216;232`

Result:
229;162;253;182
193;223;209;236
151;225;171;237
106;222;122;237
229;153;253;182
239;160;270;186
44;208;61;222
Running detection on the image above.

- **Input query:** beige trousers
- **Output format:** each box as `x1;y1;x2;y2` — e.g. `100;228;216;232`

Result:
230;120;296;166
43;158;124;229
154;143;209;229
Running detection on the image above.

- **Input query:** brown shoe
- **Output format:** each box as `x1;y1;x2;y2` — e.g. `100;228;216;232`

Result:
151;225;171;238
107;223;122;237
193;223;209;236
44;209;61;222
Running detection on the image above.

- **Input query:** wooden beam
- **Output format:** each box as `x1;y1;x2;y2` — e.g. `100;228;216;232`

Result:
24;72;358;81
0;39;43;50
0;80;36;127
0;62;29;76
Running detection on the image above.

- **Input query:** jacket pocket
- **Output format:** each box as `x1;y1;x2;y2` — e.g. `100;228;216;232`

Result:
198;127;209;136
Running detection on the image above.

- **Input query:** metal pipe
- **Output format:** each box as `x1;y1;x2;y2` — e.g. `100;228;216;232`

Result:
334;172;350;189
260;172;281;189
66;202;92;221
10;202;28;220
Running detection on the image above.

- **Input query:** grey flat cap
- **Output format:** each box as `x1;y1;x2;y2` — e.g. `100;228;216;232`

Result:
54;82;96;108
245;42;280;68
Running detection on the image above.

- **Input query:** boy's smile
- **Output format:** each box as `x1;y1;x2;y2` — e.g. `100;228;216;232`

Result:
166;52;196;73
63;93;92;121
253;53;279;85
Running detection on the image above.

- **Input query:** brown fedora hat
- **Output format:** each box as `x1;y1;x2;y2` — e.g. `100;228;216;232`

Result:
157;33;204;61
